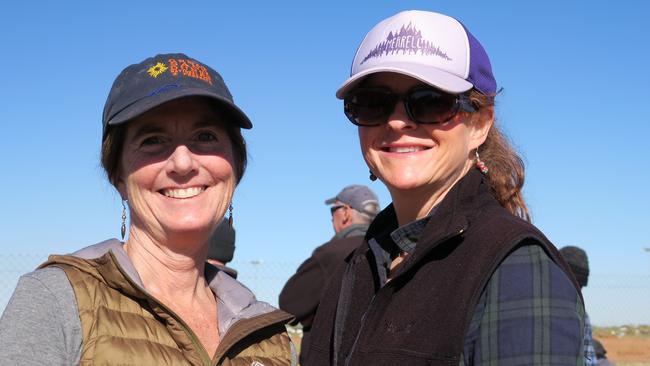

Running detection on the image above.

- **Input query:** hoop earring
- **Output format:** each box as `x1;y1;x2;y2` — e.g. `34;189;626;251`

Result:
120;200;127;240
369;170;377;181
228;203;234;228
475;150;489;174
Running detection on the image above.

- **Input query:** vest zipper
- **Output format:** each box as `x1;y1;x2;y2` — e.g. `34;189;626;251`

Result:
342;226;466;366
343;293;377;366
212;311;293;365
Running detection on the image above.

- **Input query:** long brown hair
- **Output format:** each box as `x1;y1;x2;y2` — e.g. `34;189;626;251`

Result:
470;90;531;222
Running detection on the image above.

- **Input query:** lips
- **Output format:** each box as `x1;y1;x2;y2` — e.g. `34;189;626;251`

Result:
380;144;432;153
383;146;428;153
160;186;206;199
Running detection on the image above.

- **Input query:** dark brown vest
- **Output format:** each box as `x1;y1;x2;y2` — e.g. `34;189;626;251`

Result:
304;170;581;366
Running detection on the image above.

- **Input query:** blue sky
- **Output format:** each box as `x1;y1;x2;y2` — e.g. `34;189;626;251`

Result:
1;1;649;324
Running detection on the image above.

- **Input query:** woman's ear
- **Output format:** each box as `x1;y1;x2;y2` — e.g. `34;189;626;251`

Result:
469;106;494;150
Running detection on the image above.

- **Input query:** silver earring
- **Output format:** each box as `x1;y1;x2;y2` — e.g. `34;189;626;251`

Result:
369;170;377;181
121;200;127;240
475;150;488;174
228;203;233;228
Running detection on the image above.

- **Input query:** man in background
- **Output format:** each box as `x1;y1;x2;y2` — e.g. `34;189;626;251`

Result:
593;338;616;366
207;220;238;279
559;245;598;366
279;184;380;363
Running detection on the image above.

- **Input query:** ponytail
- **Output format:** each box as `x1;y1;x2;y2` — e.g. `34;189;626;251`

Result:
470;90;531;222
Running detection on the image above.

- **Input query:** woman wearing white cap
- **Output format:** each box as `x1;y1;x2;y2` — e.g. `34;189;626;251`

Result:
0;53;295;365
305;11;587;366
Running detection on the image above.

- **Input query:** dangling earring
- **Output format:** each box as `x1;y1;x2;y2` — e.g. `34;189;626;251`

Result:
369;170;377;181
120;200;127;240
228;203;234;228
475;150;488;174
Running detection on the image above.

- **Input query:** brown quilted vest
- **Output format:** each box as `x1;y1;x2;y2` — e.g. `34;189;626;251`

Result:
41;251;293;366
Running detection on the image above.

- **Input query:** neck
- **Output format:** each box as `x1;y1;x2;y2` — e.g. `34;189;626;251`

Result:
124;226;211;303
336;223;368;239
389;162;473;226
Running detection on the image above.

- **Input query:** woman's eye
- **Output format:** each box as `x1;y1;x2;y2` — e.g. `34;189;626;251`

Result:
197;132;218;142
141;136;163;146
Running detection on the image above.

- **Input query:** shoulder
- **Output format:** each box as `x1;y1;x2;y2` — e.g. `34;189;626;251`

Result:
0;267;82;364
468;245;584;321
16;266;79;309
314;236;365;259
492;245;582;303
464;245;585;364
14;267;81;326
474;202;546;240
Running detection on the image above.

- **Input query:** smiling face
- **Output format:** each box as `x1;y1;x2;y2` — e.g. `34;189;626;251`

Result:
358;73;492;210
117;97;237;247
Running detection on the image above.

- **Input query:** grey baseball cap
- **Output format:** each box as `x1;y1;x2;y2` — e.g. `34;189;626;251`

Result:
325;185;380;217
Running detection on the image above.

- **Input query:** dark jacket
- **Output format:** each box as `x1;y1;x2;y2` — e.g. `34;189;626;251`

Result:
279;225;368;363
304;170;582;366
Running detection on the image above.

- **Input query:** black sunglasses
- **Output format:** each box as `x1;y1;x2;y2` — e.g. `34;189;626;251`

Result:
343;87;477;126
330;205;346;216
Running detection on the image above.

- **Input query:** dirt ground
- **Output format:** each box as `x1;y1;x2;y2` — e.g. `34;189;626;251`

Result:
598;336;650;366
289;326;650;365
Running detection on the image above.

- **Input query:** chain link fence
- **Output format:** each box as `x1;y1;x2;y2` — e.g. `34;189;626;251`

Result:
1;254;649;327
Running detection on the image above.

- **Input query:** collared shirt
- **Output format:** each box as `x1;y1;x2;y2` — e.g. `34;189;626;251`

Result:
369;217;586;366
584;313;598;366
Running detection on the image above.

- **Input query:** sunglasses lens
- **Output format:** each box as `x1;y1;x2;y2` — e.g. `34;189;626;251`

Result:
407;90;459;124
330;205;344;215
344;90;394;126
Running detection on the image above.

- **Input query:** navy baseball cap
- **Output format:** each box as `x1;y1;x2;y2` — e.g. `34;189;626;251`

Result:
102;53;252;139
325;185;380;217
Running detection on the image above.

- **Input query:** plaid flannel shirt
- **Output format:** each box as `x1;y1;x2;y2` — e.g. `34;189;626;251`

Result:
384;216;587;366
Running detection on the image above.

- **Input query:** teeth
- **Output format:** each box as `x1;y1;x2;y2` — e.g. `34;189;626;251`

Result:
389;147;424;153
162;187;205;199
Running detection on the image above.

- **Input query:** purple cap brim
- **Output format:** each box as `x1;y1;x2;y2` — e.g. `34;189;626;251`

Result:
335;61;474;99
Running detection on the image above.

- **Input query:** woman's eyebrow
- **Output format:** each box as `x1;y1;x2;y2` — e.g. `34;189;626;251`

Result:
192;117;223;129
129;124;164;141
128;115;223;140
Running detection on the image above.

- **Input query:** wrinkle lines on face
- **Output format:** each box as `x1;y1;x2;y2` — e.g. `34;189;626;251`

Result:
357;73;483;222
118;97;237;254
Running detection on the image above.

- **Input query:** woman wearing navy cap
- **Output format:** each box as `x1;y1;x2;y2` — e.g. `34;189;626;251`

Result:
305;11;587;366
0;53;295;365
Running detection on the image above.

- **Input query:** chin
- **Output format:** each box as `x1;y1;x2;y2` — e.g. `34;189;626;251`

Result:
163;216;216;236
380;169;432;191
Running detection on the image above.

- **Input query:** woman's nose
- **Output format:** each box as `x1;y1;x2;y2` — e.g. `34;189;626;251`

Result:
166;145;197;176
385;100;417;130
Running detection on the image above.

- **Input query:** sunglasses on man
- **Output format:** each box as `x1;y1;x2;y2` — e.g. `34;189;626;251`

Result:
330;205;346;216
343;87;477;127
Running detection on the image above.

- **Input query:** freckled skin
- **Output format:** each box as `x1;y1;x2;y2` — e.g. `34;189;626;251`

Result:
118;97;237;254
357;73;492;224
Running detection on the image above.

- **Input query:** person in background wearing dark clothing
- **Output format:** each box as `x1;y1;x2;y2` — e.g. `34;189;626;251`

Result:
207;219;239;279
593;338;616;366
560;245;598;366
279;184;380;363
305;10;586;366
